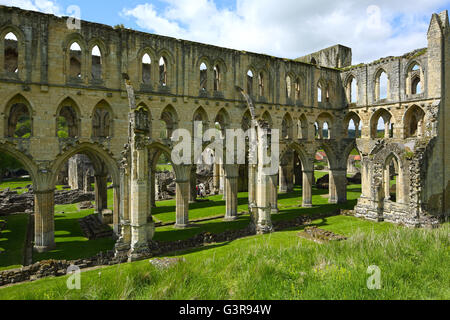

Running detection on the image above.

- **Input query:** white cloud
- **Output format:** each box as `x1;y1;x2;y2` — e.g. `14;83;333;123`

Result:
0;0;61;15
121;0;449;64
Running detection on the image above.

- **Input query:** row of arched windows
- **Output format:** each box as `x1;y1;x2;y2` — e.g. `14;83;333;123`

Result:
344;62;424;104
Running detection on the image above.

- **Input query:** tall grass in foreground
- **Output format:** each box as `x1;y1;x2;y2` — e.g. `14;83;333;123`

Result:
1;220;448;300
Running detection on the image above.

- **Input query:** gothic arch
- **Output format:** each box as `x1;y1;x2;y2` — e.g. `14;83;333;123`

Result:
0;142;39;183
403;105;425;138
370;108;394;138
92;100;113;138
56;97;81;138
4;93;33;138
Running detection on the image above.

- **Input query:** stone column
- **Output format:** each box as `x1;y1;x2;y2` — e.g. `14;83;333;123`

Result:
329;171;337;204
219;164;225;195
189;165;197;203
174;165;191;228
248;164;257;216
34;190;55;253
224;164;239;220
150;169;156;208
384;167;391;200
129;147;152;261
94;174;108;215
330;169;347;204
269;173;279;214
384;121;390;138
255;169;273;234
213;164;220;195
115;167;131;259
302;170;313;207
113;186;120;235
279;166;288;193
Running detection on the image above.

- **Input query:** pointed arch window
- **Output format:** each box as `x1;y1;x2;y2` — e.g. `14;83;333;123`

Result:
142;54;151;84
159;57;168;86
200;62;208;91
91;45;102;80
4;32;18;73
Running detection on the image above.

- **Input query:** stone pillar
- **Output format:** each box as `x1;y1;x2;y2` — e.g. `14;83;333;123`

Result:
113;186;120;235
330;169;348;204
224;164;239;220
294;160;303;186
384;122;390;138
94;174;108;217
248;164;257;216
189;165;197;203
255;169;273;234
174;165;191;228
279;165;294;193
219;164;225;195
302;170;313;207
213;164;220;195
269;173;279;214
129;147;153;261
384;167;391;200
115;167;131;259
150;170;156;208
34;190;55;253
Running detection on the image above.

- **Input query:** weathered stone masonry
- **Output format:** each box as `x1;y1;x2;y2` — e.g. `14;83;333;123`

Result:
0;6;448;261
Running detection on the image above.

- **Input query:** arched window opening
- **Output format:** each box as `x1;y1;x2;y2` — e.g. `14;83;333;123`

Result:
286;75;292;98
258;72;264;96
318;84;322;103
214;65;220;91
295;78;301;100
376;71;388;100
314;122;319;139
142;54;151;84
385;156;400;203
57;106;79;138
160;107;177;140
405;105;425;138
91;45;102;80
411;76;421;94
323;122;330;139
347;148;361;175
159;57;168;86
281;114;293;139
4;32;18;73
347;77;358;103
92;104;111;138
200;63;208;91
69;42;82;79
298;115;308;139
7;103;31;138
247;70;253;95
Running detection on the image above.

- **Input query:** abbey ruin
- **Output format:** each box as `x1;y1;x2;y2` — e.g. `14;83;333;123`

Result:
0;5;448;261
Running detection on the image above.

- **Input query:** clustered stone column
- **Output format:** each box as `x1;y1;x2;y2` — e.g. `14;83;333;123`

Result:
128;144;153;261
302;170;314;207
34;190;55;253
94;174;108;218
174;164;191;228
269;173;279;214
224;164;239;220
329;169;347;204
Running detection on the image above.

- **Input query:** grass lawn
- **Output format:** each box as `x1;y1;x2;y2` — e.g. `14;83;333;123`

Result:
0;216;448;300
0;214;28;271
156;164;173;172
32;204;115;262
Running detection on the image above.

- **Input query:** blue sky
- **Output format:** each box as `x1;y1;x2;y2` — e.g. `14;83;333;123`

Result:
1;0;449;63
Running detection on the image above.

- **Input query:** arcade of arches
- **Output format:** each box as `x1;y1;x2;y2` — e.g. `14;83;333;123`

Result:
0;6;448;262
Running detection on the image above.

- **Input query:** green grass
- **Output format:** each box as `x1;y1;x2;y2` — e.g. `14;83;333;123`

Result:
0;214;28;271
156;165;173;172
0;179;32;194
1;217;448;300
33;204;115;262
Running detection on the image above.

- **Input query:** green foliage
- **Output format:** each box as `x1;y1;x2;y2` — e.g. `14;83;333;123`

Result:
14;116;31;138
57;117;69;138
